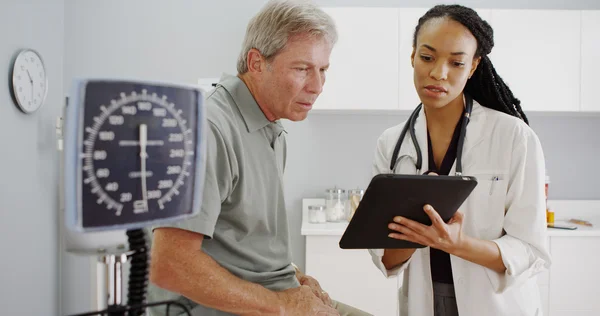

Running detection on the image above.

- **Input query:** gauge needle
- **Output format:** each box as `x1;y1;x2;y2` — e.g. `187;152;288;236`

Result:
139;124;149;211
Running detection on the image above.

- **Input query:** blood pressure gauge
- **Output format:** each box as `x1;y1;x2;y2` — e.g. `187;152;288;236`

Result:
63;79;206;232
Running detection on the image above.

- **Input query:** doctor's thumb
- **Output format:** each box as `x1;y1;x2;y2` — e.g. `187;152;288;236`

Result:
450;211;465;223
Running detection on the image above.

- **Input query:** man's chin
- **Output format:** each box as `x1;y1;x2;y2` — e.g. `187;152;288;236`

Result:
286;110;310;122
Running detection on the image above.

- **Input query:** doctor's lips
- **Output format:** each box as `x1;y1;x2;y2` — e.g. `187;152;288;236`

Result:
423;85;448;98
425;85;448;93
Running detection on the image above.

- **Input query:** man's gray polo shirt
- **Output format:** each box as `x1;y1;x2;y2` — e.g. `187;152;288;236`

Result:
147;74;299;316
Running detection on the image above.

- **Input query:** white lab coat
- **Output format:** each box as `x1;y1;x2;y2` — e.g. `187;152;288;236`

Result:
369;101;551;316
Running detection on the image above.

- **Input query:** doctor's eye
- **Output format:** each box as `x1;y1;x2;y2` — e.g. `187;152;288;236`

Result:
420;55;433;62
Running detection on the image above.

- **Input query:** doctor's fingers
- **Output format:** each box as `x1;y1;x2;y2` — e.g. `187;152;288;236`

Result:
423;205;447;232
392;216;428;234
388;224;430;245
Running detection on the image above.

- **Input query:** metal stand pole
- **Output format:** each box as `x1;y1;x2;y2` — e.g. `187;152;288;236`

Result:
100;253;128;307
94;248;133;316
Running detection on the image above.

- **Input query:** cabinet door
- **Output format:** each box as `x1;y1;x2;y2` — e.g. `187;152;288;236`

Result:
581;11;600;112
548;236;600;314
489;10;581;112
306;236;398;315
398;8;427;111
398;8;492;111
314;8;399;110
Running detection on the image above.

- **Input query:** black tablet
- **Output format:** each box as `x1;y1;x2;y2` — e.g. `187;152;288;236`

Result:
339;174;478;249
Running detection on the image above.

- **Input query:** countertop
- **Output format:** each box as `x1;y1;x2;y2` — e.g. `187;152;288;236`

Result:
301;199;600;237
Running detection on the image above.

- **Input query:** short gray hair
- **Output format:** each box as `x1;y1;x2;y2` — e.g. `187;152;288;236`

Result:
237;0;338;74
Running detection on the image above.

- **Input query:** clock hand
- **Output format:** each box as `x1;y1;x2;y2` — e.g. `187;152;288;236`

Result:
26;70;34;102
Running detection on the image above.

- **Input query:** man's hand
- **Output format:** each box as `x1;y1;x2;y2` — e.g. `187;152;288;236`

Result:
277;285;339;316
298;274;333;307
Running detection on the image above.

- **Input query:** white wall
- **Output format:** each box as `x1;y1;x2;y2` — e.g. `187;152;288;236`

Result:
0;1;64;316
62;0;600;314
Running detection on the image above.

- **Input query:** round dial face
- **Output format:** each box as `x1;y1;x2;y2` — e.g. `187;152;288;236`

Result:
80;81;199;228
11;49;47;113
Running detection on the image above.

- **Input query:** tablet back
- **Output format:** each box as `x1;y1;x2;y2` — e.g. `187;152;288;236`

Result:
339;174;477;249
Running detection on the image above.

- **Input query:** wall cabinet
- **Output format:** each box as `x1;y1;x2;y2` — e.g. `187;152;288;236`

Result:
314;8;594;113
314;8;399;110
581;11;600;112
489;10;581;112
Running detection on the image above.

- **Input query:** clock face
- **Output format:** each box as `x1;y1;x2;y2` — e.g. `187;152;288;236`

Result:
11;49;47;113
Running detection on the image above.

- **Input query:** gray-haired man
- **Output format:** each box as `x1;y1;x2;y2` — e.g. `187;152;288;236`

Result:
147;1;372;315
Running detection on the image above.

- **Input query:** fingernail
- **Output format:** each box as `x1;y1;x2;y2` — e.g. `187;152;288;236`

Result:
394;216;402;223
388;233;394;238
424;205;432;211
388;223;396;230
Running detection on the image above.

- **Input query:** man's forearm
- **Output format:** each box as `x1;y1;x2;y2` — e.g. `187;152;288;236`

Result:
150;234;282;315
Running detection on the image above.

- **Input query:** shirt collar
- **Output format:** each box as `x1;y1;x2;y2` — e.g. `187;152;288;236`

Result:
217;73;272;133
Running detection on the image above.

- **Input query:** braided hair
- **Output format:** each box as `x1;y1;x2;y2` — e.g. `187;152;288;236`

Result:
413;5;529;124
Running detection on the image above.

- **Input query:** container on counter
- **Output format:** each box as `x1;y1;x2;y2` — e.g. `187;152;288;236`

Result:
545;171;553;223
348;188;365;221
325;187;348;222
308;204;327;224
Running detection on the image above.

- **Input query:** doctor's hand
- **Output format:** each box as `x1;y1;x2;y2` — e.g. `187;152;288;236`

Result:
388;204;466;254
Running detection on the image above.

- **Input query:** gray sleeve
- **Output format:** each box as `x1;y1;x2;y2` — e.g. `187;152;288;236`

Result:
153;121;234;238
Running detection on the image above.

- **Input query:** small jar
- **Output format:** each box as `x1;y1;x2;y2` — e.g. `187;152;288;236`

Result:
308;205;327;224
545;171;552;223
325;187;348;222
348;188;365;221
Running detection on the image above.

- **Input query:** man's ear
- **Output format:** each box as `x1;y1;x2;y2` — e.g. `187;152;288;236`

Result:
410;48;416;68
469;56;482;79
247;48;265;73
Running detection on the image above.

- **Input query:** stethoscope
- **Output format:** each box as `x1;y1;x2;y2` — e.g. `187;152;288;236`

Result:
389;93;474;176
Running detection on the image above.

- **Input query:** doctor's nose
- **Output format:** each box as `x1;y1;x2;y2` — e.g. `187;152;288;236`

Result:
429;62;448;81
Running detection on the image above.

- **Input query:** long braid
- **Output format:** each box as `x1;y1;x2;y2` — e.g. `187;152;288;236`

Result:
413;5;529;124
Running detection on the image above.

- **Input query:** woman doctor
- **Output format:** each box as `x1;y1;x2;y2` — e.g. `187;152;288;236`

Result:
369;5;551;316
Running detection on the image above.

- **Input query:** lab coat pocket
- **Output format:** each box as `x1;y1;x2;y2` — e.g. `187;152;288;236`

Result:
469;171;507;237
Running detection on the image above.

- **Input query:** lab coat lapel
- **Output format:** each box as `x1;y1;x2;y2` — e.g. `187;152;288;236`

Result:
460;102;486;173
